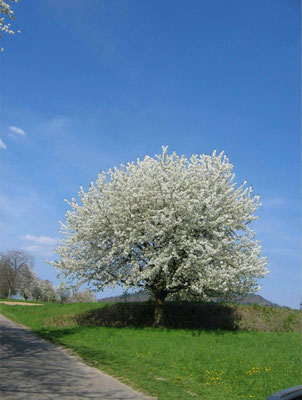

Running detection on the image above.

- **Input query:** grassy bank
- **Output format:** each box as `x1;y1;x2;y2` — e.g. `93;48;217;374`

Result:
0;301;301;400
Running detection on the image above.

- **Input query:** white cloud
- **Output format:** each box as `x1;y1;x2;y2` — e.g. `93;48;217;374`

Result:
22;245;43;253
0;138;7;149
20;234;59;256
21;234;58;246
22;245;54;257
9;125;26;136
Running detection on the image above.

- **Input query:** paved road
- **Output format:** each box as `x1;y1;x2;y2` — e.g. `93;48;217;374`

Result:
0;314;155;400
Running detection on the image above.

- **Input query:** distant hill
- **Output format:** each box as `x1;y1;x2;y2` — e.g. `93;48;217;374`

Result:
98;291;284;308
234;293;282;308
98;291;150;303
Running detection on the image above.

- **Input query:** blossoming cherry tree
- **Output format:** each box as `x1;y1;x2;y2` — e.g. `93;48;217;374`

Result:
52;147;268;326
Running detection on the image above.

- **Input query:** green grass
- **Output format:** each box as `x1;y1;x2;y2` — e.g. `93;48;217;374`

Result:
1;302;301;400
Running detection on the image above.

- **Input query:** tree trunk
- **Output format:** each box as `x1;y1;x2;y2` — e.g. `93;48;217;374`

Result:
154;293;167;327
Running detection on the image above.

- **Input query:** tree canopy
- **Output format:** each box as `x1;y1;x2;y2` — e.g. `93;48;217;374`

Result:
0;250;34;298
0;0;20;51
0;250;56;302
52;147;268;326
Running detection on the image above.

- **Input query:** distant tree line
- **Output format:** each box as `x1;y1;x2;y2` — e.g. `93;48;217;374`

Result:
0;250;96;303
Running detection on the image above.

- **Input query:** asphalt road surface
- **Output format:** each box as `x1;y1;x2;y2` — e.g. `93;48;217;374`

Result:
0;314;154;400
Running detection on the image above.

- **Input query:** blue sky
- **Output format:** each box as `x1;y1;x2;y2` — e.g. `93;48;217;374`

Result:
0;0;300;308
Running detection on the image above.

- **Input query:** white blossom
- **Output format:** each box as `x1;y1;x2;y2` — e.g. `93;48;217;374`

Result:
0;0;20;51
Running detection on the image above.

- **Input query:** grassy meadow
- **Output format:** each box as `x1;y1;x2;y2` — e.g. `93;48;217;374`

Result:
0;301;301;400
